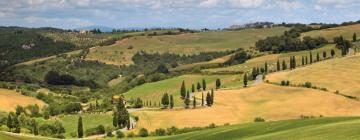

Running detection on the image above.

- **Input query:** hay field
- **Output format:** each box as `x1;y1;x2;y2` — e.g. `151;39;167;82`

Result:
267;53;360;98
0;89;46;112
132;84;360;131
86;27;289;65
204;44;341;73
301;24;360;41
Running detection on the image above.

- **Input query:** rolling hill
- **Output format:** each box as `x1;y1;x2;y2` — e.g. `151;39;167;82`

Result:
301;24;360;41
0;88;46;112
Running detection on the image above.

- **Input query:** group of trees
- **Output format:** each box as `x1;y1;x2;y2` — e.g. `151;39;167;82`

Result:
112;99;130;130
334;36;353;55
44;71;99;88
161;93;174;109
180;79;216;108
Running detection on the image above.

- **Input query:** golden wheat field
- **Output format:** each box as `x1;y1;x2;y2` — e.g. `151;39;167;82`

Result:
0;89;46;112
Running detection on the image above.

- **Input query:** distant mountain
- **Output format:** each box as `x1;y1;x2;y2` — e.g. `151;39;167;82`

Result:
75;25;114;32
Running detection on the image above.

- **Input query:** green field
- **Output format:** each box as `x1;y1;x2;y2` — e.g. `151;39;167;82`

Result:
86;27;289;65
301;24;360;41
156;117;360;140
0;131;52;140
204;44;342;73
40;114;113;138
123;74;243;106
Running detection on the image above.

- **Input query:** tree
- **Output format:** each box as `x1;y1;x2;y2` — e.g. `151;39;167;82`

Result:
305;56;308;64
293;56;296;68
169;95;174;109
316;53;320;61
191;84;195;93
115;99;129;128
264;62;268;73
282;60;287;70
127;117;131;130
157;64;169;74
216;78;221;89
31;119;38;135
13;115;20;133
206;92;212;106
353;33;357;42
243;73;248;87
197;82;201;92
184;91;190;109
193;96;196;108
323;51;327;59
251;67;258;80
211;89;214;105
78;116;83;138
276;60;280;71
7;113;13;131
331;49;335;58
202;79;206;91
113;113;118;128
310;52;313;64
180;81;186;98
15;106;24;116
301;56;305;65
161;93;170;108
201;92;204;106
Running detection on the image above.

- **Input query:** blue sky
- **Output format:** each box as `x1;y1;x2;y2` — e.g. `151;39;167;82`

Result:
1;0;359;29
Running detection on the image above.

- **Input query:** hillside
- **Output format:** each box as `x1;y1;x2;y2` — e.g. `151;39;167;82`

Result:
0;88;46;112
132;84;360;131
301;24;360;41
86;27;289;65
267;53;360;98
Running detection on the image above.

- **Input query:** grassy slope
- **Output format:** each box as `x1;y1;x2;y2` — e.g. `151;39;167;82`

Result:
0;88;45;112
86;27;289;65
204;44;341;73
0;132;53;140
156;117;360;140
267;53;360;98
132;84;360;131
123;74;243;106
301;24;360;41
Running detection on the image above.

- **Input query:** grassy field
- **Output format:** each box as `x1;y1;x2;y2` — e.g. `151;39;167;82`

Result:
86;27;289;65
0;131;53;140
301;24;360;41
40;113;113;138
267;53;360;98
123;74;243;106
0;89;45;112
156;117;360;140
204;44;341;73
132;83;360;131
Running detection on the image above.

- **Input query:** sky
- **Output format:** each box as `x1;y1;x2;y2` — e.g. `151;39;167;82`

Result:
0;0;360;29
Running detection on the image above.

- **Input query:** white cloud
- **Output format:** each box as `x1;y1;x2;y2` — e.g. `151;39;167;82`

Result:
228;0;264;8
199;0;220;8
25;16;93;27
275;0;304;10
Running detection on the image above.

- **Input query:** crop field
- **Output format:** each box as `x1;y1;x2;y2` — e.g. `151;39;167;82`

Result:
0;89;46;112
157;117;360;140
123;74;243;106
204;44;341;73
301;24;360;41
132;84;360;131
267;53;360;98
86;27;289;65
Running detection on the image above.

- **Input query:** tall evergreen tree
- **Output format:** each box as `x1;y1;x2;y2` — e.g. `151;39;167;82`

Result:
115;99;129;128
161;93;170;108
211;89;214;105
353;32;357;42
310;52;313;64
264;62;268;73
282;60;287;70
293;56;296;68
251;67;258;80
180;81;186;98
191;84;195;93
302;56;305;65
276;60;280;71
113;113;118;128
169;95;174;109
243;73;248;87
206;92;212;106
317;53;320;61
184;91;190;109
13;115;20;133
331;49;335;58
215;78;221;89
127;117;131;130
289;56;293;69
202;79;206;91
201;92;204;106
193;96;196;108
78;116;83;138
305;56;308;64
31;119;38;136
323;51;327;59
197;82;201;92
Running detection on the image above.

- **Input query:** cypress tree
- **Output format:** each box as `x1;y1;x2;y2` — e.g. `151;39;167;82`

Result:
201;92;204;106
353;33;357;42
317;53;320;61
211;89;214;105
116;99;129;128
302;56;305;65
276;60;280;71
193;96;196;108
13;115;20;133
243;73;248;87
127;117;131;130
310;52;313;64
170;95;174;109
180;81;186;98
264;62;268;73
323;51;327;59
113;113;118;128
161;93;170;108
289;56;293;69
206;92;212;106
282;60;287;70
191;84;195;93
32;119;38;136
215;78;221;89
202;79;206;91
78;116;83;138
197;82;201;92
293;56;296;68
331;49;335;58
251;67;257;80
184;91;190;109
305;56;308;64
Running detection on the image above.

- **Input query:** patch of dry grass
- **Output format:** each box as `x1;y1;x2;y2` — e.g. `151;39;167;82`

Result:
301;24;360;41
0;89;46;112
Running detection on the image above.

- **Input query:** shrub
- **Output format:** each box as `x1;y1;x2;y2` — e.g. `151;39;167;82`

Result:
280;80;286;86
166;126;178;135
116;130;125;138
70;132;77;138
127;132;135;137
254;117;265;122
304;82;312;88
138;128;149;137
154;128;166;136
85;125;105;136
